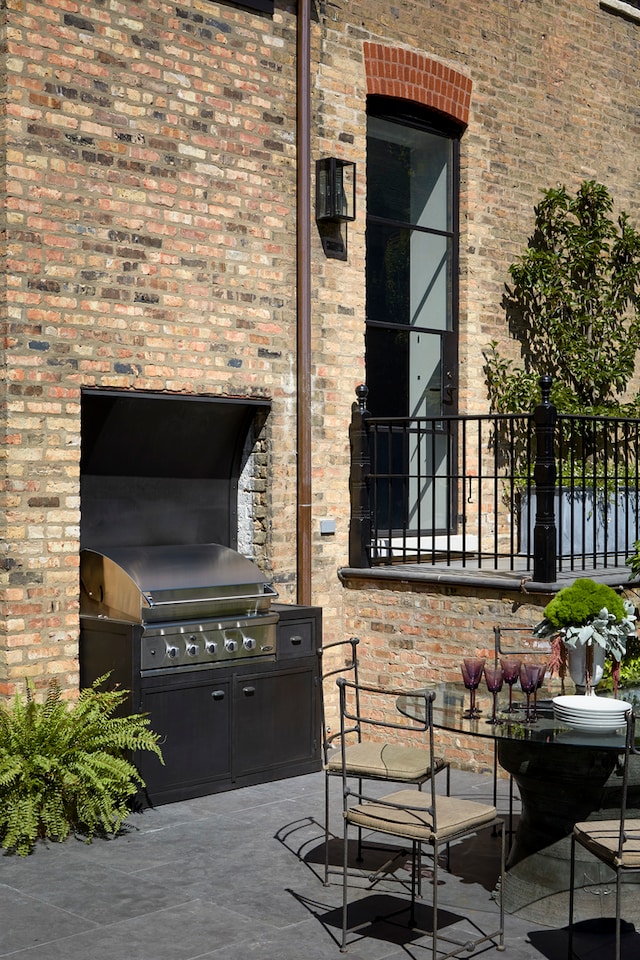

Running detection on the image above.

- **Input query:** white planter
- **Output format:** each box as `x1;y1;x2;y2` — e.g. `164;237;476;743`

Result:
567;643;606;692
519;488;639;558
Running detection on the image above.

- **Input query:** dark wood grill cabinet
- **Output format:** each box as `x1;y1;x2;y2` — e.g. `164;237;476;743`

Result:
79;544;321;805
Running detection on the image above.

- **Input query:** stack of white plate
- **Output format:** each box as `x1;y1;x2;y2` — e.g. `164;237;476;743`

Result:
552;694;632;733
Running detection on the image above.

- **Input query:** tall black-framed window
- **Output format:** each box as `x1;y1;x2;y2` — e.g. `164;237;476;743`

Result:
366;96;462;538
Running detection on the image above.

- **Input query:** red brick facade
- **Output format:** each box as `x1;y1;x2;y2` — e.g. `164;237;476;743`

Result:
2;1;640;771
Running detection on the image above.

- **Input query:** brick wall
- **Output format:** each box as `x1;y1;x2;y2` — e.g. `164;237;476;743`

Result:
312;0;640;415
1;0;640;713
336;578;548;771
311;0;640;770
1;0;301;694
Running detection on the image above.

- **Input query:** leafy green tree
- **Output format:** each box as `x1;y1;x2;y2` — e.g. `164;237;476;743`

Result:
484;180;640;415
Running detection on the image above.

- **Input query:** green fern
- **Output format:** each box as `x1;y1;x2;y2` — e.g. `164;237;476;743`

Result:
0;675;163;856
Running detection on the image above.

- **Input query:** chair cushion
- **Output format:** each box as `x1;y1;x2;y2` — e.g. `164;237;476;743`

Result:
574;819;640;869
346;788;497;843
325;742;445;781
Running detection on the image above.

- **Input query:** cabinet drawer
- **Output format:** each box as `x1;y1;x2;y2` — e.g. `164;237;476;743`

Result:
277;619;315;659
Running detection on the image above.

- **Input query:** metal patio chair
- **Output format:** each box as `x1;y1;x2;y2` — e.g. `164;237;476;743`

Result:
319;637;450;884
568;710;640;960
337;677;505;958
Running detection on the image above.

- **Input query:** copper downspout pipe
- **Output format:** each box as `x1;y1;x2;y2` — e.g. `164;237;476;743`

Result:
296;0;312;606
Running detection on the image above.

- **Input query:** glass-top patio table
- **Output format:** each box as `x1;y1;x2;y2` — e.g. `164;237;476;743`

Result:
397;681;639;926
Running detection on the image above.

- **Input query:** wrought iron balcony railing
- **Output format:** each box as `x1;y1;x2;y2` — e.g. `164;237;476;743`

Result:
348;380;640;582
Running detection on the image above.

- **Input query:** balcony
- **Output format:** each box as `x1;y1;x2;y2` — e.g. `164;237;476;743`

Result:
347;382;640;588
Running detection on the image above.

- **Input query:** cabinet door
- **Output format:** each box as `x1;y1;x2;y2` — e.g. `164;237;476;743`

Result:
233;665;316;778
138;677;231;801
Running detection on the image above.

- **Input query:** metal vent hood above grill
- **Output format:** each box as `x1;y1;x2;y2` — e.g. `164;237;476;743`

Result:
80;544;277;624
80;390;271;552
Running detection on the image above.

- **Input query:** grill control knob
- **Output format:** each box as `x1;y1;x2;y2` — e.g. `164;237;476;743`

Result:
166;645;179;659
186;640;198;656
224;638;238;653
205;640;217;655
243;637;257;651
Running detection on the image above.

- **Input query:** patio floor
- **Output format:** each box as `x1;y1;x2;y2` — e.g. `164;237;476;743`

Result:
0;767;634;959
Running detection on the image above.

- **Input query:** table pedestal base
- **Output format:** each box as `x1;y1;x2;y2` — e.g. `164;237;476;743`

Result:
498;739;640;926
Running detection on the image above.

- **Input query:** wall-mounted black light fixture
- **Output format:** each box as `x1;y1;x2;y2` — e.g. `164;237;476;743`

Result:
315;158;356;223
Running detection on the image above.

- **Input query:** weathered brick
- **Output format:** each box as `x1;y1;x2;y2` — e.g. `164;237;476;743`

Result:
1;0;639;723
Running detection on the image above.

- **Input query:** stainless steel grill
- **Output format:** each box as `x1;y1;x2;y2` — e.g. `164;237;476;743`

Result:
80;543;278;673
79;392;321;807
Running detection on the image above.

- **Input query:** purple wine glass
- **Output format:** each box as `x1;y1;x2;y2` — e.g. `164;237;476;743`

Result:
500;658;521;713
520;663;542;723
461;657;485;718
484;663;504;725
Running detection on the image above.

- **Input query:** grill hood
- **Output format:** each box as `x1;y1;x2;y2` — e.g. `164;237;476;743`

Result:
80;544;277;624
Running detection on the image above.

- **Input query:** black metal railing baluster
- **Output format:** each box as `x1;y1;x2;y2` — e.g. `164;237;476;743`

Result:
491;416;500;569
461;417;468;565
508;417;517;560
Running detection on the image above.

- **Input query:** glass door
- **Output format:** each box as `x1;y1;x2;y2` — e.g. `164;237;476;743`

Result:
366;107;459;541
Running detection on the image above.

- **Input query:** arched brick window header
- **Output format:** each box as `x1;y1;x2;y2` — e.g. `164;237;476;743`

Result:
364;42;471;127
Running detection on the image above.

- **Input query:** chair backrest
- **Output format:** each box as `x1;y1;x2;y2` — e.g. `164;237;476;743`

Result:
336;676;437;811
318;637;360;759
494;624;553;661
320;636;360;686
